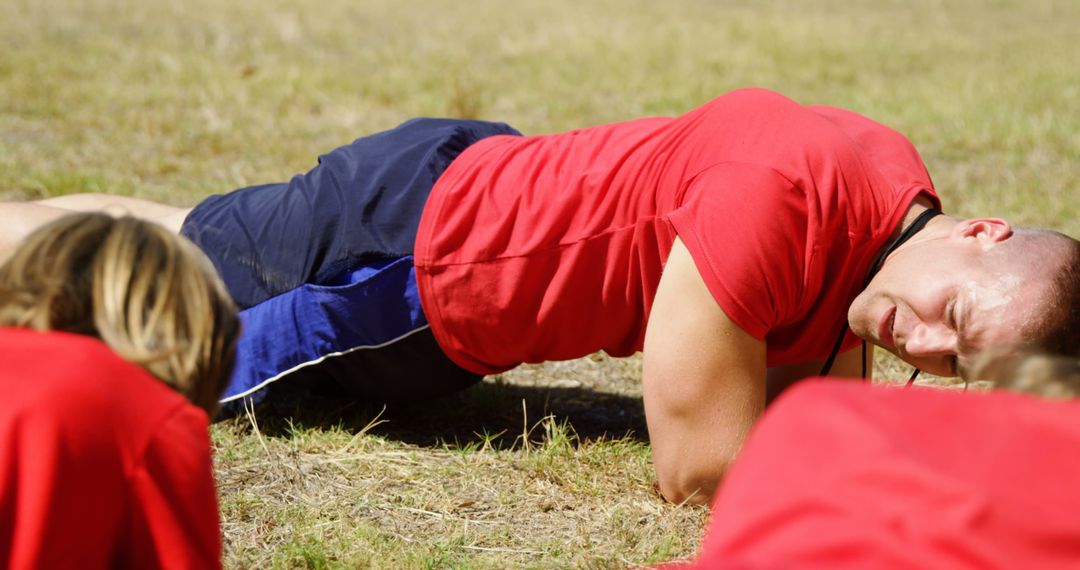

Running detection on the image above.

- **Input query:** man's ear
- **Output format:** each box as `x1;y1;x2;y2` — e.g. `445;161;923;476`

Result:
950;218;1013;249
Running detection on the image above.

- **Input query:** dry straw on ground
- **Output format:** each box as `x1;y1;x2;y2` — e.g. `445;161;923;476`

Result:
214;355;709;568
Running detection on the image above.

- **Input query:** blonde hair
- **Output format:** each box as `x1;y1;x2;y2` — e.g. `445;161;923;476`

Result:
0;212;240;415
973;350;1080;399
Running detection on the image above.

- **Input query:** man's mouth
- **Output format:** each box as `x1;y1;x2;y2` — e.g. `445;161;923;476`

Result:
878;306;896;349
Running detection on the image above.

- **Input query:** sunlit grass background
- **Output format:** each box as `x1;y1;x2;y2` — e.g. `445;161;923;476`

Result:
3;0;1078;567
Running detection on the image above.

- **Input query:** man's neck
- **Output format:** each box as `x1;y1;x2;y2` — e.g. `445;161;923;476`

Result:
898;195;936;232
871;195;951;275
892;195;953;245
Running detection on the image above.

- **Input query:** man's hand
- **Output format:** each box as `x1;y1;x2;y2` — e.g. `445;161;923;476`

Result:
642;237;766;505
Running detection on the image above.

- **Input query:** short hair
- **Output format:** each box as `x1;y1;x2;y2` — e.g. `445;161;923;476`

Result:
0;213;240;415
1027;231;1080;359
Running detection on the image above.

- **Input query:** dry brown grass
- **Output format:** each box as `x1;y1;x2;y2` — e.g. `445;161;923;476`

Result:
214;355;708;568
209;349;967;568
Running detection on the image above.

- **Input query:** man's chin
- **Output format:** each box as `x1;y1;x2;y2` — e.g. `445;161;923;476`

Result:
847;321;876;346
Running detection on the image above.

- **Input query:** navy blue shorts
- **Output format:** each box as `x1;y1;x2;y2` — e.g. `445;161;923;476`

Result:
181;118;521;407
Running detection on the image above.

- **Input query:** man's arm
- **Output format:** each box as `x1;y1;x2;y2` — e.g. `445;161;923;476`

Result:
643;237;766;505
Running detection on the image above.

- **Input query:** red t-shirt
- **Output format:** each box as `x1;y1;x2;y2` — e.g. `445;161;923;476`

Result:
0;328;221;569
671;380;1080;570
415;88;939;374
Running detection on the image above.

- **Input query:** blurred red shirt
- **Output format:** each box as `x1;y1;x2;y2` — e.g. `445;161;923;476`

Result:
0;328;221;569
667;380;1080;570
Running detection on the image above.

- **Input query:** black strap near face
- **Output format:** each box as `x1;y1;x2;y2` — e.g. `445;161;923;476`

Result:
819;207;942;378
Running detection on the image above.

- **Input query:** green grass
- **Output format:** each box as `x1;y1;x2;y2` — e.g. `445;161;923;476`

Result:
3;0;1079;567
3;0;1078;234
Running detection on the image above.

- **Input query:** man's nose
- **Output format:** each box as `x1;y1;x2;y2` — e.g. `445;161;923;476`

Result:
905;323;957;357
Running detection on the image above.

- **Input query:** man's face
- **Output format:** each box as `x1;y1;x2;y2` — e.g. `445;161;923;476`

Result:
848;220;1049;377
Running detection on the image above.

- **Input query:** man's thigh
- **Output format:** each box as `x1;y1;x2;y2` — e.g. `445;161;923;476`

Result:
0;202;72;259
36;193;189;220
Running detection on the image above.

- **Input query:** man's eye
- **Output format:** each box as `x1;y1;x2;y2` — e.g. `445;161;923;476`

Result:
950;356;960;377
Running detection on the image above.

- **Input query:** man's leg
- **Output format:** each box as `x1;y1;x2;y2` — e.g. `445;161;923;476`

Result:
36;193;192;233
0;202;77;259
1;195;193;255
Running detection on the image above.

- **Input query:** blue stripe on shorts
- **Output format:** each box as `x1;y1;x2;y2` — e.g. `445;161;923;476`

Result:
221;255;425;405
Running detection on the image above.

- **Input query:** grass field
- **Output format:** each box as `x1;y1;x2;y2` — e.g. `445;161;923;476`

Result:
3;0;1079;567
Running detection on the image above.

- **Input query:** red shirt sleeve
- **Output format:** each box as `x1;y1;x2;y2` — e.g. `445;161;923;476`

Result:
124;406;222;570
668;162;810;340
